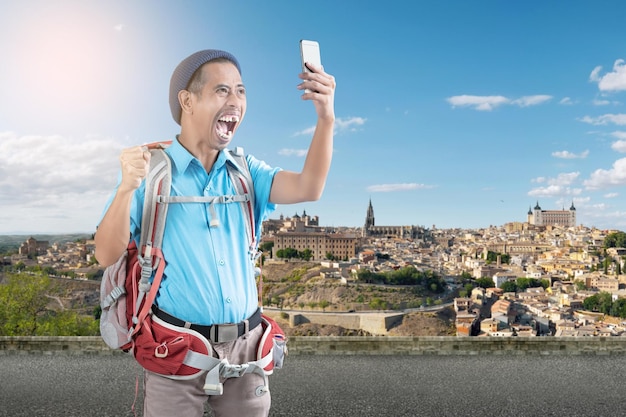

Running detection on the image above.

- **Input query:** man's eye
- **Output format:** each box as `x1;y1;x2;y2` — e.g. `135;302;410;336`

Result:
237;88;246;97
216;87;229;96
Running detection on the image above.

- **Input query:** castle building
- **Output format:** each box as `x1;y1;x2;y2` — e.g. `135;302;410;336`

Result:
273;231;358;261
263;211;357;261
527;201;576;228
19;237;49;256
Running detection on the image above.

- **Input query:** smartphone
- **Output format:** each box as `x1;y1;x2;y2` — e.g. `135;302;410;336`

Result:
300;40;321;93
300;39;322;73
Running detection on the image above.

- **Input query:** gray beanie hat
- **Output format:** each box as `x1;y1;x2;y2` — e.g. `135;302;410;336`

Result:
169;49;242;125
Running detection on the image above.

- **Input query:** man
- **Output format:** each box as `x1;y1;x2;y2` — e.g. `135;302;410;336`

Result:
95;49;335;416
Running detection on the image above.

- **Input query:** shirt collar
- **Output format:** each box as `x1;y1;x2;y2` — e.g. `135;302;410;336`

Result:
166;135;243;174
166;136;195;174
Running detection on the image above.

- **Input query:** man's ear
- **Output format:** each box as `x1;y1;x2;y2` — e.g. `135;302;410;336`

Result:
179;90;193;118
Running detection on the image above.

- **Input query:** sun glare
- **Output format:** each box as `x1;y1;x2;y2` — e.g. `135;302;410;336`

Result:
10;4;122;124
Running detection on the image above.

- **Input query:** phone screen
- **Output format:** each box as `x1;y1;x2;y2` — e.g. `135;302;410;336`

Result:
300;40;321;73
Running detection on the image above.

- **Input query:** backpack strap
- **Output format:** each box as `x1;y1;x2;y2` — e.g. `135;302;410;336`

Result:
226;147;258;260
131;142;172;333
225;147;264;306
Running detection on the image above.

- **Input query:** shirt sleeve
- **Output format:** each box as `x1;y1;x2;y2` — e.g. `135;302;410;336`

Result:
97;171;144;245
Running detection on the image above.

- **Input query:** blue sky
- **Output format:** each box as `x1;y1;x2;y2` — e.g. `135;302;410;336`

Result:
2;0;626;234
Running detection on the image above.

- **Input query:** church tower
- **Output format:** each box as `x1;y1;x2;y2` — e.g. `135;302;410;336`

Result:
569;201;576;227
532;201;542;226
363;199;375;237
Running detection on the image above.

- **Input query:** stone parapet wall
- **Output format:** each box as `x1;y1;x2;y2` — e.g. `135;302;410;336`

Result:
2;336;626;355
287;336;626;355
286;312;405;335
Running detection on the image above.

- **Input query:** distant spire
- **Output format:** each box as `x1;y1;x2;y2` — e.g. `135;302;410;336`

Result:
364;198;375;231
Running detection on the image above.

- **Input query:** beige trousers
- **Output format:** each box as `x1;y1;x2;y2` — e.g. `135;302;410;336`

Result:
143;324;271;417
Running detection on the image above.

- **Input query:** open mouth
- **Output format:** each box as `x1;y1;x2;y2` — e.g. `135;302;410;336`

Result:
216;115;239;140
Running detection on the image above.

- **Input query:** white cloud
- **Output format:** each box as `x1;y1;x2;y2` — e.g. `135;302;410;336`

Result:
589;66;602;82
551;172;580;185
559;97;574;105
579;114;626;126
527;185;582;198
604;192;619;198
447;94;552;111
0;132;123;233
612;140;626;153
335;116;366;132
366;183;435;192
511;95;552;107
583;208;626;228
278;148;308;157
113;24;124;32
590;59;626;92
528;172;581;197
552;150;589;159
293;126;316;137
583;157;626;190
446;95;510;111
293;116;366;137
592;99;611;106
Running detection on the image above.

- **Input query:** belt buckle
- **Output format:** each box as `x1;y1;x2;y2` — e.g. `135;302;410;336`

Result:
212;323;239;343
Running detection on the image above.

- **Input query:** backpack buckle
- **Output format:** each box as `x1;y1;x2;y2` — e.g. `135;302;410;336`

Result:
210;323;239;343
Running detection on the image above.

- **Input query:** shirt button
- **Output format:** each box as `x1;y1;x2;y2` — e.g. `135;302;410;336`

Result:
226;297;232;303
219;259;225;266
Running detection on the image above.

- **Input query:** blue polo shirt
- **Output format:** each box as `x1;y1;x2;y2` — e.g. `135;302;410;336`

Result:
101;138;280;325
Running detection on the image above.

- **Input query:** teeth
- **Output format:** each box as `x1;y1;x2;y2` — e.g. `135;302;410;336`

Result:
219;115;239;123
218;130;233;140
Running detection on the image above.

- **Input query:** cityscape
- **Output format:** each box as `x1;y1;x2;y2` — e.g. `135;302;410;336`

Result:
4;199;626;339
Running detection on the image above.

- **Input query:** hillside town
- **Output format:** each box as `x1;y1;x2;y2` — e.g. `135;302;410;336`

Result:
4;200;626;338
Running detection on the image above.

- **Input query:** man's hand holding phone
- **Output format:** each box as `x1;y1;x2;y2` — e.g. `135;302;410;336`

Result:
298;39;335;121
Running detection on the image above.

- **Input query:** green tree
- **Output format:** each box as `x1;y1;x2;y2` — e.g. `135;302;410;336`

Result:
460;271;473;281
299;248;313;261
475;277;494;288
583;293;600;311
516;277;545;291
0;273;52;335
486;251;510;264
597;292;613;314
356;269;380;284
369;298;388;310
604;231;626;248
500;281;517;293
0;273;99;336
38;310;99;336
583;292;613;314
610;298;626;318
276;247;298;259
259;241;274;256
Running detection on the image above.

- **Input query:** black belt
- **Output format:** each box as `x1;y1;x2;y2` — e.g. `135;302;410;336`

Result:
152;306;262;344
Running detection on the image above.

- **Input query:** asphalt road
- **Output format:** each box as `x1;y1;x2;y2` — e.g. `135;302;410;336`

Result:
1;353;625;417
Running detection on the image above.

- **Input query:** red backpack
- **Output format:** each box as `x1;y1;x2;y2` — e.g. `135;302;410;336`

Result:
99;142;286;395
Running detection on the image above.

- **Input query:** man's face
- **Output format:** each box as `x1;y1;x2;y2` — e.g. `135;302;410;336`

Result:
186;61;246;150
